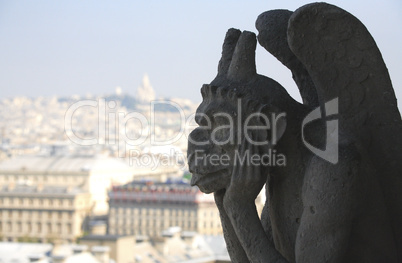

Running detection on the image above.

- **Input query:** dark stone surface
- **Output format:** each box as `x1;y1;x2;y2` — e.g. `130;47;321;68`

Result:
188;2;402;262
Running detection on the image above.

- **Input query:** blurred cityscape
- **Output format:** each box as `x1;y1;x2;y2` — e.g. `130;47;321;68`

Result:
0;75;259;263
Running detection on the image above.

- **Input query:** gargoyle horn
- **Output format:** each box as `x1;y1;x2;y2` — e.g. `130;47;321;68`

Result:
227;31;257;82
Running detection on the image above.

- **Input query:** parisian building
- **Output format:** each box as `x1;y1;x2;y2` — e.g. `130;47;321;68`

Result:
107;181;223;237
0;154;134;215
0;183;91;243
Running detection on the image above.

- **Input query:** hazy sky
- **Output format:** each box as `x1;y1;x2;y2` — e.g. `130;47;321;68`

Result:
1;0;401;107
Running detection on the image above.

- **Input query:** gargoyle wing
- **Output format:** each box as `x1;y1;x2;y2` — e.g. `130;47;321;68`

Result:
287;2;402;258
257;2;402;258
256;9;319;108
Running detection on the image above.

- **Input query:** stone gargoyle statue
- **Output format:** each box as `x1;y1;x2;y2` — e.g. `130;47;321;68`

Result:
187;3;402;263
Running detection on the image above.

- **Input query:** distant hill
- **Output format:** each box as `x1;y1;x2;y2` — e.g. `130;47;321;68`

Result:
58;94;194;112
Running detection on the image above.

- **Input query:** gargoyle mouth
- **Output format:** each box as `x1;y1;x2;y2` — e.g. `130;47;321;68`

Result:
190;168;230;188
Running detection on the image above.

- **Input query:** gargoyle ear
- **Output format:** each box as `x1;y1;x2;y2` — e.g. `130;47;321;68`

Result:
259;104;287;145
227;31;257;82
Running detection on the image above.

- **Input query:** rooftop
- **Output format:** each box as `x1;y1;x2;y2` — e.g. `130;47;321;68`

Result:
0;154;132;173
0;183;86;196
109;181;215;204
111;180;198;193
0;242;52;263
79;234;134;241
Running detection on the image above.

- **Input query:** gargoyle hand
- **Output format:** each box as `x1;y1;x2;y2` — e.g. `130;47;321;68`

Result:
224;132;268;206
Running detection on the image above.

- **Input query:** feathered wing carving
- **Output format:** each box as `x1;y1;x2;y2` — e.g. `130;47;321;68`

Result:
286;2;402;258
256;10;319;108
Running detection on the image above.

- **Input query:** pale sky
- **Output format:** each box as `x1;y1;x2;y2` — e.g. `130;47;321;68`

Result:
1;0;401;107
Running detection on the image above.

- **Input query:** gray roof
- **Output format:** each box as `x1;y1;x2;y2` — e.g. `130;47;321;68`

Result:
0;242;52;263
79;234;133;241
0;155;132;173
0;243;102;263
0;183;86;196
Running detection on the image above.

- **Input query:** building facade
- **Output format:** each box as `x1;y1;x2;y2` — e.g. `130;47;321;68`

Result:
107;182;222;237
0;183;91;242
0;155;134;215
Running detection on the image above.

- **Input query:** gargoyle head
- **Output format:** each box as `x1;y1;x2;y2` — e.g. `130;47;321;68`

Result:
187;29;293;193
